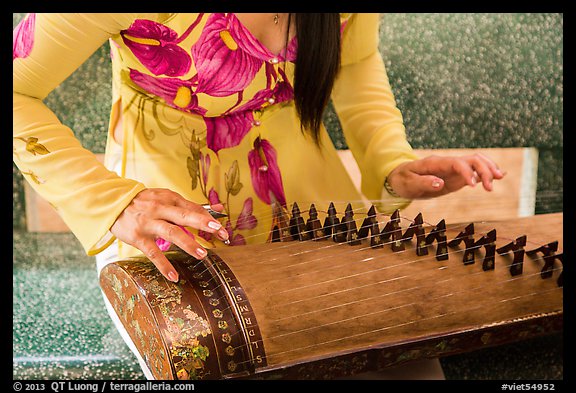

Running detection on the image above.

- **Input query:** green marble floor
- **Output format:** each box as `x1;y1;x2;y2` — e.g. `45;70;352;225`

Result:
13;231;562;380
13;231;145;380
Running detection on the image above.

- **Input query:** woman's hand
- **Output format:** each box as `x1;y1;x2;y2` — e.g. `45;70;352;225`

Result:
385;153;506;199
110;188;229;283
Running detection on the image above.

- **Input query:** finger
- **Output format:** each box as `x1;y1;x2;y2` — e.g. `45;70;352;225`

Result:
139;239;179;282
449;158;479;188
154;221;208;260
423;175;445;195
143;189;229;238
210;203;225;212
202;204;228;219
474;153;506;179
402;171;446;198
465;155;496;191
154;203;229;241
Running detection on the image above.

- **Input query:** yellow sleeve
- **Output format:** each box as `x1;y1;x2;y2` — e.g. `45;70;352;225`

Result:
331;13;417;210
13;13;161;255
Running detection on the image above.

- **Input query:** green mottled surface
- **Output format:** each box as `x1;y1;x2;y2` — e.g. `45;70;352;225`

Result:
13;13;563;380
13;231;145;380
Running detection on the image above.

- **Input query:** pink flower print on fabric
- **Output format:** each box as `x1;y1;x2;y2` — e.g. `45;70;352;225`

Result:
203;67;294;154
197;188;221;243
121;19;192;77
254;66;294;108
282;31;298;63
229;13;297;63
248;137;287;207
208;188;220;206
224;198;258;246
235;198;258;230
191;13;269;97
273;67;295;102
204;111;254;153
200;189;257;246
225;221;246;246
233;68;294;113
129;69;206;115
13;13;35;60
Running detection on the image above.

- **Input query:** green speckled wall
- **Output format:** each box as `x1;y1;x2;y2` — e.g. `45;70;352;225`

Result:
13;13;563;229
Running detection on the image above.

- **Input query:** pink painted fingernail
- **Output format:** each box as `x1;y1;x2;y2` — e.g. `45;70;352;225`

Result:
168;271;179;283
218;228;229;240
196;248;207;258
208;221;222;230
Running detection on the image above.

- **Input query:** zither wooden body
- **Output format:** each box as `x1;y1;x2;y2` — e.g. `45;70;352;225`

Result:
100;206;563;380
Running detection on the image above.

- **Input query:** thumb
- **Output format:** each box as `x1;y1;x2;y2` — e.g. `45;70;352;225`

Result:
413;174;445;197
398;172;445;199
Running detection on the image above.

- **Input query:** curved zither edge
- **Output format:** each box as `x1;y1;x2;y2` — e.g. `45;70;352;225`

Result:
99;250;265;380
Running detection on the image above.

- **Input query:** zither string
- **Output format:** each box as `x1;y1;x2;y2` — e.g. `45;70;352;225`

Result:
187;203;561;300
183;221;562;356
176;197;562;362
222;192;563;246
231;286;560;367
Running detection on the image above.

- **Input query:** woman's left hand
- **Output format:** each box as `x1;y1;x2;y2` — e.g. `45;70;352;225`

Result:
385;153;506;199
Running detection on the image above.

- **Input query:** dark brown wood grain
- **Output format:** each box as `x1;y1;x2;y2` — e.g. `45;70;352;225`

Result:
100;212;563;380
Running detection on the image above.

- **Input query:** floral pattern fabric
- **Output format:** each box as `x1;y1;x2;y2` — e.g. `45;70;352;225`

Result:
13;13;35;60
118;13;300;249
13;13;417;258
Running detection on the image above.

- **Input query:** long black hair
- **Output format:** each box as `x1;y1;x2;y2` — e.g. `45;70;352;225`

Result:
289;13;342;146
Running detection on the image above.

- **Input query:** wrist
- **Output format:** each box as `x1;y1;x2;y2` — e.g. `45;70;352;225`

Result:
384;176;401;198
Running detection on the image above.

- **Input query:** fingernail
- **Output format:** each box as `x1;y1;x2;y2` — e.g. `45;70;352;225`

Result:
432;179;441;188
218;228;229;240
168;271;179;283
471;176;477;186
208;221;222;230
196;248;207;258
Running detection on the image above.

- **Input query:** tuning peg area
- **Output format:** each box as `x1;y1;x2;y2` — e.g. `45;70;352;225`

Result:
267;202;563;287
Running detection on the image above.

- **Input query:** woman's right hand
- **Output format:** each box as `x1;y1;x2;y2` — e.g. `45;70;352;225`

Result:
110;188;229;283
